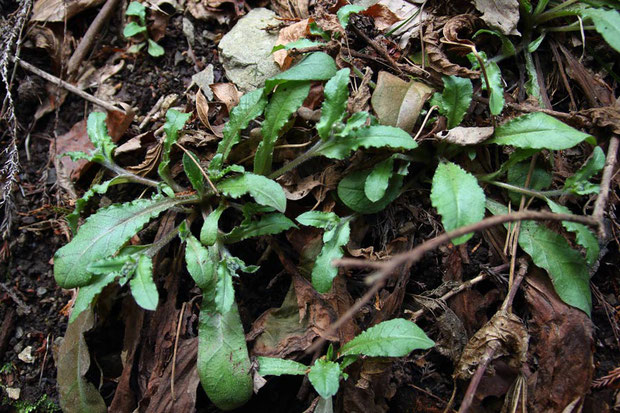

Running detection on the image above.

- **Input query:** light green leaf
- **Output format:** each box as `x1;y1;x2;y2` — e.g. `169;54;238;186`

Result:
70;272;118;323
565;146;605;195
130;255;158;311
123;21;147;37
486;199;591;316
485;60;504;116
339;319;434;357
198;300;252;410
312;220;350;293
147;39;164;57
87;112;116;161
338;111;370;137
547;200;600;266
308;359;341;399
127;42;145;53
489;112;592;150
365;156;395;202
318;125;417;160
223;213;296;243
430;162;485;245
217;172;287;212
200;204;227;246
183;233;218;290
265;52;338;92
528;33;546;53
183;151;204;195
66;176;128;234
317;68;350;140
158;109;191;184
254;81;311;175
296;211;340;229
430;75;473;129
337;5;365;27
337;168;404;214
214;89;267;168
215;263;235;314
582;8;620;53
54;196;178;288
126;1;146;22
272;39;323;52
257;357;308;376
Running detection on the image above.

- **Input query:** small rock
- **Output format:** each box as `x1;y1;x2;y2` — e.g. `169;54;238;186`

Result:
218;8;281;92
18;346;35;364
15;326;23;339
36;286;47;297
6;387;20;400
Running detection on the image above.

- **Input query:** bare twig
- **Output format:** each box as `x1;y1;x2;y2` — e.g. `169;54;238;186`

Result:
66;0;122;78
593;135;619;239
174;143;219;195
14;57;126;114
171;301;186;400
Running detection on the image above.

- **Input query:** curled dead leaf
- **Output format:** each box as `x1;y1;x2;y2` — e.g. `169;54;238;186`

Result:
424;26;480;79
436;126;494;145
31;0;105;22
361;4;400;32
473;0;520;36
273;19;311;69
211;83;241;113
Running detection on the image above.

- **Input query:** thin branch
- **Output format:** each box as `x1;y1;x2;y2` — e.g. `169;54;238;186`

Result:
14;57;127;114
593;136;619;239
174;143;219;195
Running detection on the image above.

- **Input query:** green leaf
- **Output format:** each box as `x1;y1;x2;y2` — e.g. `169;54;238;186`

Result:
506;161;551;204
582;8;620;53
312;220;350;293
56;309;107;413
129;255;158;311
87;112;116;161
485;60;504;116
272;39;323;52
127;42;145;53
318;125;417;160
309;21;331;41
338;111;370;137
123;21;147;37
296;211;340;229
365;156;395;202
431;76;473;129
528;33;546;53
339;319;434;357
66;176;128;234
337;5;365;27
308;359;341;399
257;357;308;376
54;196;177;288
430;162;485;245
158;109;191;185
490;112;592;150
183;233;218;290
524;52;542;105
473;29;516;57
197;300;253;410
147;39;164;57
486;199;591;316
482;148;539;180
223;213;296;243
70;272;118;323
317;68;350;139
215;262;235;314
337;168;404;214
547;200;600;266
254;81;311;175
126;1;146;22
214;88;267;167
200;204;227;246
565;146;605;195
217;172;287;212
265;52;338;92
183;151;204;195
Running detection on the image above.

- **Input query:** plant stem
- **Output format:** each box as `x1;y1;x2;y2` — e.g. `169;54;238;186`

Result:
545;24;594;32
535;0;581;24
483;180;565;199
103;161;162;188
267;140;322;179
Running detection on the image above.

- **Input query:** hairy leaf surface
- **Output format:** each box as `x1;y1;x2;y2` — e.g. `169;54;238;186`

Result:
316;69;350;139
312;220;350;293
431;75;473;129
223;213;296;243
217;173;287;212
130;255;158;311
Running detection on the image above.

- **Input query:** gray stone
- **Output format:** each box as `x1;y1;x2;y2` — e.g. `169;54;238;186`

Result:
218;8;281;92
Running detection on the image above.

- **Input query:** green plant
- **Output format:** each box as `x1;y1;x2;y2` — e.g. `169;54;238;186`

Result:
123;1;164;57
257;319;434;409
55;52;428;410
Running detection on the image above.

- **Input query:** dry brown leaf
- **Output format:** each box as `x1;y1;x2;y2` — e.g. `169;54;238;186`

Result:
186;0;234;25
442;14;483;53
362;4;400;32
31;0;105;22
436;126;494;145
424;26;480;79
473;0;520;36
371;71;433;132
271;0;309;19
273;19;311;69
211;82;241;113
55;120;92;180
126;143;163;175
150;10;170;42
280;171;323;200
348;67;373;113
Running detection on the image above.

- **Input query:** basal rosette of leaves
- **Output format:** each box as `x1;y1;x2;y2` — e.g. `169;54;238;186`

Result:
54;48;605;411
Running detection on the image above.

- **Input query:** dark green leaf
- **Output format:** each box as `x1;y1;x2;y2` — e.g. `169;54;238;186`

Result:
317;68;350;139
265;52;338;92
430;162;485;245
485;60;504;116
339;319;434;357
318;125;417;160
158;109;191;184
217;172;287;212
254;81;311;175
565;146;605;195
431;75;473;129
490;112;592;150
338;168;404;214
223;213;296;243
506;161;551;204
200;204;226;246
183;151;205;195
257;357;308;376
364;156;395;202
547;200;600;266
183;232;218;290
272;39;323;52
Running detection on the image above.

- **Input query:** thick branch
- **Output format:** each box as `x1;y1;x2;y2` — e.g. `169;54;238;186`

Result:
593;136;619;239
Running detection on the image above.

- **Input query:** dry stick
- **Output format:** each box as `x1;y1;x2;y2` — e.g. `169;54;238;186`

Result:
457;260;528;413
171;301;187;401
593;136;619;239
14;57;126;114
66;0;122;78
174;142;219;195
307;211;598;354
